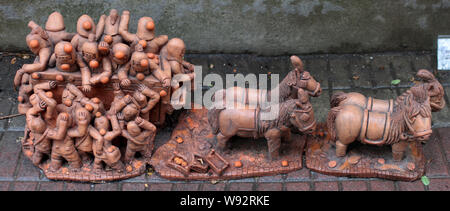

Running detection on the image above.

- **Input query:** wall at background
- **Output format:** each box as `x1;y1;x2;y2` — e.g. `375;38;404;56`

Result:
1;0;450;55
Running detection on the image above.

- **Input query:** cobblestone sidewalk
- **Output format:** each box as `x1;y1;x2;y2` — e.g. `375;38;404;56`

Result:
0;51;449;191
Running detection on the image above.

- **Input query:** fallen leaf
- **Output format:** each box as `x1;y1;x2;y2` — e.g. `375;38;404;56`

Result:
10;57;16;64
144;184;148;188
391;79;401;85
210;180;218;184
22;55;30;59
352;75;360;80
421;176;430;186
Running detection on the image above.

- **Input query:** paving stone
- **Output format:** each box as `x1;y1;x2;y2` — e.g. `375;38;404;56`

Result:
11;182;38;191
341;181;368;191
411;54;433;72
256;182;282;191
258;174;284;182
172;183;200;191
397;180;425;191
39;182;64;191
427;178;450;191
16;155;41;181
436;70;450;86
93;183;119;191
310;89;330;123
65;182;91;191
122;173;147;183
423;132;449;177
430;87;450;128
285;182;311;191
369;180;396;191
349;55;373;88
200;183;226;191
0;97;13;130
6;101;26;131
0;182;9;191
285;168;311;182
0;131;23;179
122;183;147;191
329;55;351;89
311;171;340;181
306;56;329;89
370;55;395;88
437;128;450;161
227;182;254;191
389;55;416;88
313;181;338;191
372;88;399;101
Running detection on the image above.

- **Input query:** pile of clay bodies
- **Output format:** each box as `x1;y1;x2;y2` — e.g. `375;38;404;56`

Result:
14;10;194;181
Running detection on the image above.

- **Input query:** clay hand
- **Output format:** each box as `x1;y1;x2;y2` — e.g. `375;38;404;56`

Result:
77;110;88;121
186;63;194;72
82;84;91;93
298;80;308;88
123;95;132;104
116;112;124;121
60;113;69;121
135;116;143;124
137;83;147;92
49;81;57;89
112;82;121;91
162;78;171;88
120;79;131;87
39;101;47;110
98;41;109;54
122;10;130;15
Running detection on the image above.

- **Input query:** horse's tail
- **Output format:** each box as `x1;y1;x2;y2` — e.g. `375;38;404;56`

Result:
327;106;342;142
207;107;224;135
330;91;347;108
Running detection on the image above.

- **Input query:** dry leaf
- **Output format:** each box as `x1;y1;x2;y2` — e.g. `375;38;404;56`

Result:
10;57;16;64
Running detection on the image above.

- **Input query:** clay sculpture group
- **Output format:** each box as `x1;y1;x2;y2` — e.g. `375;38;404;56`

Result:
13;10;445;182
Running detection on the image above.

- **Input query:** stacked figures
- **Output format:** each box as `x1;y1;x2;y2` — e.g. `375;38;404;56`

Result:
14;10;195;181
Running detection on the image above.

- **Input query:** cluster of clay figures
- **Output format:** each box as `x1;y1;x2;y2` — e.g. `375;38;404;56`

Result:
14;10;195;174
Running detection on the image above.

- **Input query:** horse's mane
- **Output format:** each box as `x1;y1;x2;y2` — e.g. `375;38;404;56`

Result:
270;69;297;102
386;86;431;144
258;99;297;134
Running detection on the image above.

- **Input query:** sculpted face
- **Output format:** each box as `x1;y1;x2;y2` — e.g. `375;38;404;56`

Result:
122;104;139;121
94;116;110;131
127;121;141;137
112;43;130;64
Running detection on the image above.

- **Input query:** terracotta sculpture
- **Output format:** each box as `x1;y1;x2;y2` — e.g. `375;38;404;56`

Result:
119;10;168;54
208;88;316;160
327;86;432;160
330;69;444;113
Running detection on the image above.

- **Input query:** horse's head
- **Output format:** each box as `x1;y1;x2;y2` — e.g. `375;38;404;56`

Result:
290;89;316;134
403;86;433;142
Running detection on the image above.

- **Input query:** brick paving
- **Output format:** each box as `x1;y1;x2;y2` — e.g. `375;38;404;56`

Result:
0;51;449;191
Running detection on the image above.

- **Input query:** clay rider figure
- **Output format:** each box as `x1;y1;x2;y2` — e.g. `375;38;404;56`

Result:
119;10;168;54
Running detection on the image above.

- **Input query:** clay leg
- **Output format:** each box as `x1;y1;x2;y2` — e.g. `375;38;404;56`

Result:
110;161;124;172
392;141;408;161
335;140;348;157
264;129;281;160
93;157;103;170
49;153;64;172
216;132;230;151
63;150;82;170
78;151;91;163
31;151;45;166
124;142;136;164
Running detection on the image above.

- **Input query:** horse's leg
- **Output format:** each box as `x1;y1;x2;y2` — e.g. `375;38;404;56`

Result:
392;141;408;161
216;132;230;151
265;129;281;161
335;140;348;157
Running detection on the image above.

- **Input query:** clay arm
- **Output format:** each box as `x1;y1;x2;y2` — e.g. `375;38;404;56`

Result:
134;130;153;141
76;53;92;92
147;35;168;53
47;113;69;140
95;15;106;41
48;53;56;67
104;114;121;141
88;125;104;154
66;83;85;101
118;10;135;43
152;67;171;88
35;90;57;120
100;56;112;79
135;117;156;131
22;47;51;73
67;110;90;138
121;129;140;144
61;31;76;42
137;84;160;112
70;35;80;51
117;62;131;87
56;104;71;113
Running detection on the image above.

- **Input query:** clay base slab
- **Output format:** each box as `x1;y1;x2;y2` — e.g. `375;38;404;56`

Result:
305;134;426;181
22;130;147;182
151;108;307;180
